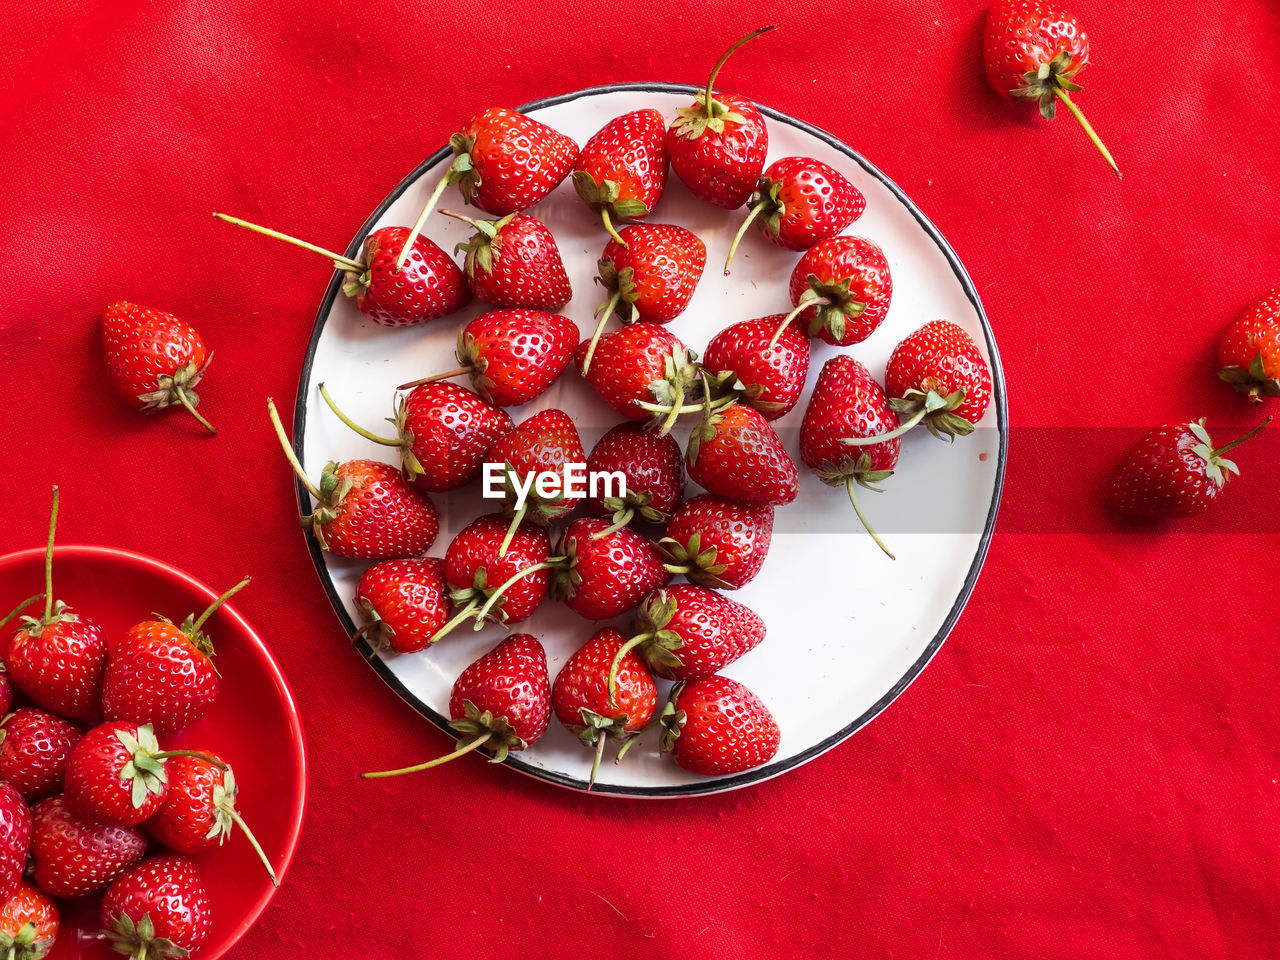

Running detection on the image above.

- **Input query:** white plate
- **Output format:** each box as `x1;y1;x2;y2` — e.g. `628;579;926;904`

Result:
293;84;1007;797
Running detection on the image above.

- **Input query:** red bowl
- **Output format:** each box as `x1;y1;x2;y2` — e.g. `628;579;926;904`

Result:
0;546;306;960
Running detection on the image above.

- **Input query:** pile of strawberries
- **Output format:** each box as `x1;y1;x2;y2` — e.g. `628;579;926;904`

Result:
0;490;275;959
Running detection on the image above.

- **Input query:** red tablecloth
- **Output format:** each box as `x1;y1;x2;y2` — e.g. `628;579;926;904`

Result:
3;1;1278;957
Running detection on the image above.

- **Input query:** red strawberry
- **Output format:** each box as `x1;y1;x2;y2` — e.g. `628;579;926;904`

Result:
724;156;866;272
0;785;31;903
801;356;900;558
399;310;579;408
214;215;470;327
983;0;1119;175
783;236;893;347
658;495;773;589
484;409;586;552
0;880;58;960
701;315;811;420
101;856;211;960
1219;290;1280;404
1108;418;1271;519
146;754;277;884
686;403;799;507
552;628;657;788
575;324;702;434
29;795;146;898
660;675;779;776
572;110;668;244
268;399;440;559
444;210;572;308
0;710;82;802
0;675;10;720
6;489;109;723
584;424;686;531
354;558;449;653
666;28;774;209
101;302;216;434
102;577;249;733
317;382;514;492
552;517;671;621
64;722;187;826
364;634;551;777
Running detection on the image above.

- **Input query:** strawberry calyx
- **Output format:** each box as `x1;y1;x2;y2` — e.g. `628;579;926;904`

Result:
592;491;668;538
137;353;216;435
444;209;513;279
115;725;169;809
629;347;707;435
353;598;395;652
844;387;970;445
814;454;896;560
606;591;684;704
0;921;53;960
1219;351;1280;404
490;463;574;556
595;257;643;325
1011;51;1120;177
450;699;527;762
657;532;732;589
176;576;250;661
724;173;784;274
658;684;689;754
268;398;354;553
1188;417;1271;489
699;368;786;417
207;764;278;885
795;273;867;344
571;172;648;246
433;557;564;644
669;26;775;138
104;913;187;960
574;707;634;789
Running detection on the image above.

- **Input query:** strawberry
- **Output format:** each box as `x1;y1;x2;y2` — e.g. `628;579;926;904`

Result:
354;558;449;653
0;676;10;720
485;409;586;552
0;785;31;903
64;722;183;826
398;310;579;408
442;211;572;309
666;28;774;209
1219;290;1280;404
781;236;893;347
1108;418;1271;519
551;628;657;788
101;302;216;434
29;795;145;898
268;399;440;559
102;577;247;734
983;0;1119;175
395;107;580;268
575;324;702;434
552;517;671;621
724;156;866;272
0;880;58;960
658;495;774;589
146;753;277;884
572;109;668;244
686;403;799;507
317;382;513;492
6;489;109;723
0;709;82;802
660;675;779;776
584;424;685;532
701;315;811;420
364;633;551;777
214;215;470;327
101;855;212;960
802;356;900;558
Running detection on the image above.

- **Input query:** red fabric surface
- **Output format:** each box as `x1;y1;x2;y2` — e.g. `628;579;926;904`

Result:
2;1;1279;957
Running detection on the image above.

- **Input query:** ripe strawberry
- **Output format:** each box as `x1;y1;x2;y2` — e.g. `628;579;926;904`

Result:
101;302;216;434
783;236;893;347
0;709;82;802
318;382;513;491
0;675;10;720
1108;418;1271;519
354;558;449;654
666;28;774;209
0;880;58;960
364;634;551;777
584;424;685;531
983;0;1119;175
485;409;586;552
102;577;248;733
0;785;31;903
147;754;277;884
701;315;811;420
101;856;211;960
444;210;572;308
552;628;657;789
552;517;671;621
268;399;439;559
1219;290;1280;404
215;215;470;327
686;403;799;507
660;675;779;776
29;795;146;898
572;110;668;244
7;489;109;723
398;310;579;408
658;495;774;589
575;324;701;434
724;156;866;272
65;722;172;826
802;356;900;558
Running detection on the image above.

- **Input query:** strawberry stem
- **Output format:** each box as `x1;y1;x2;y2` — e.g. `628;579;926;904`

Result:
396;167;459;272
1051;87;1120;178
317;383;400;446
153;750;229;770
724;200;767;275
42;487;58;623
471;560;561;628
190;577;251;633
173;388;217;435
600;208;626;247
428;601;482;646
498;504;527;558
702;26;776;118
1210;416;1272;458
657;379;685;436
0;593;44;631
362;732;494;778
587;733;608;791
841;404;929;447
766;299;817;351
438;209;480;229
212;213;365;271
846;479;894;560
267;399;324;500
224;804;278;887
581;291;623;375
606;634;648;708
396;368;469;391
589;512;634;539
